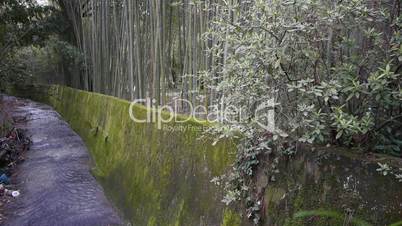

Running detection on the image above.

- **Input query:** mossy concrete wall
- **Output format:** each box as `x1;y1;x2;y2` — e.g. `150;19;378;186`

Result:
260;146;402;226
6;84;402;226
11;84;238;226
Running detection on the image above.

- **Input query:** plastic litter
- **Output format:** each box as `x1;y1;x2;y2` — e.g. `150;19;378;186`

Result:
0;184;20;197
0;174;10;184
5;189;20;197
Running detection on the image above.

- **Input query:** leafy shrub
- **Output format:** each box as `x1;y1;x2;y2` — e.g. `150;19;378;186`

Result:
207;0;402;155
204;0;402;224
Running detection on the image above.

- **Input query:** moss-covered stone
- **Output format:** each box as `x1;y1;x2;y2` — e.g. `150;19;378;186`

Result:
12;85;236;226
221;209;242;226
262;147;402;226
7;84;402;226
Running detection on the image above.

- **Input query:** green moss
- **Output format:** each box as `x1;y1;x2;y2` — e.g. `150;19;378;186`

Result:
265;187;286;205
221;209;241;226
173;200;185;226
147;217;157;226
10;84;402;226
24;85;236;226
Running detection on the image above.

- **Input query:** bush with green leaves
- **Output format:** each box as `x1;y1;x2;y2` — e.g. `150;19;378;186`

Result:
207;0;401;154
204;0;401;224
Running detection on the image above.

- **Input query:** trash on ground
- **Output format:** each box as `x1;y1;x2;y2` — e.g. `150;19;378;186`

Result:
0;109;29;206
0;174;9;185
4;190;19;198
0;96;29;225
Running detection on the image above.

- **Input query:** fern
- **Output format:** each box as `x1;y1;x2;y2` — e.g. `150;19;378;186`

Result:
293;210;372;226
389;221;402;226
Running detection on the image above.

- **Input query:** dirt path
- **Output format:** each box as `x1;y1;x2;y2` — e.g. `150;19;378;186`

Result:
1;95;122;226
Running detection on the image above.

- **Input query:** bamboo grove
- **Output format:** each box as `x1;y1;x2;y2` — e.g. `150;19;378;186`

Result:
57;0;223;109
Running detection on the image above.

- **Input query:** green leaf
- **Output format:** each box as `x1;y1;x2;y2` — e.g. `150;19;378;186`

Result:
336;131;343;140
389;221;402;226
293;210;372;226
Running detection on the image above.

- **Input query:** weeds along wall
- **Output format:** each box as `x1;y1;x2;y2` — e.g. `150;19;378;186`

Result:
10;84;239;226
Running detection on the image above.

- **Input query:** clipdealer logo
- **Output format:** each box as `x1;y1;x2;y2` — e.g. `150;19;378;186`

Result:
128;98;275;132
